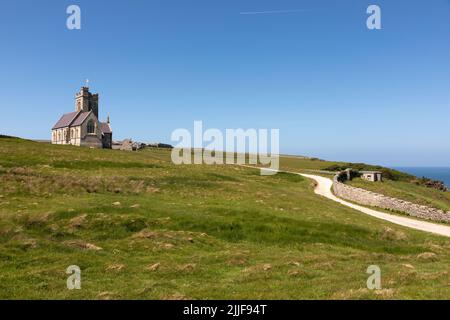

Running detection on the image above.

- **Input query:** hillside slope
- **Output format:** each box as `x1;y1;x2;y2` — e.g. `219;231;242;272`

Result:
347;178;450;212
0;137;449;299
279;156;450;212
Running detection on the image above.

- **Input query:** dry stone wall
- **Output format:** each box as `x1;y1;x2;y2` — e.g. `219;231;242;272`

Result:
332;175;450;223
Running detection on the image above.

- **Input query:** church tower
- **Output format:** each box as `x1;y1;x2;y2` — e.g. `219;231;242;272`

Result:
75;86;99;118
52;84;112;149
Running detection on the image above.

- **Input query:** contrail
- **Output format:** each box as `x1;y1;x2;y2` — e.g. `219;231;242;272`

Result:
239;9;307;15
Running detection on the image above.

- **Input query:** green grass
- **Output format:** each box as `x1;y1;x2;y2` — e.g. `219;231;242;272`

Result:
0;137;450;299
279;156;450;212
348;178;450;212
278;157;412;181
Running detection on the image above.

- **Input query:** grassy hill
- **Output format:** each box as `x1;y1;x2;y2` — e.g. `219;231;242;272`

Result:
0;137;449;299
347;178;450;212
278;156;450;212
278;156;412;180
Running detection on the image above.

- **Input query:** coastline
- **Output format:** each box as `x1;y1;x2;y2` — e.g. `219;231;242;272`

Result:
394;167;450;188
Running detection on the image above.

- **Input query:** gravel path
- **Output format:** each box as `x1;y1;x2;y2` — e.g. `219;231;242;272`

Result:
300;173;450;238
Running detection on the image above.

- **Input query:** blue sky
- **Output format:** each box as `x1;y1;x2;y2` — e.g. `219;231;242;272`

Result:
1;0;449;166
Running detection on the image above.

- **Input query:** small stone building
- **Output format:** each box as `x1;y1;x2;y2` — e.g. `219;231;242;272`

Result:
360;171;383;182
120;139;135;151
52;86;112;148
117;139;145;151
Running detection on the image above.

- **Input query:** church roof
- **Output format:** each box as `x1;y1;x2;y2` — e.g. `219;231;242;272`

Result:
71;111;91;126
52;111;80;129
52;111;95;130
100;122;112;134
52;109;112;133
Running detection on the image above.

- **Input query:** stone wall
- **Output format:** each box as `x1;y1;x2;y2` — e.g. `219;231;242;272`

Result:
80;135;103;149
332;175;450;223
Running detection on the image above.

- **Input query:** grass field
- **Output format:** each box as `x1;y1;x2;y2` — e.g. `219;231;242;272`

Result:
0;137;449;299
347;178;450;212
279;156;450;212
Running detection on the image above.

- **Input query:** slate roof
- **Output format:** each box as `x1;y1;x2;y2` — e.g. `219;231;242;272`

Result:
53;110;112;133
100;122;112;134
52;111;80;129
71;111;91;126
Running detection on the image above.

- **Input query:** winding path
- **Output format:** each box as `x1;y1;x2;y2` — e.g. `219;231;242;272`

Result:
253;166;450;238
299;173;450;237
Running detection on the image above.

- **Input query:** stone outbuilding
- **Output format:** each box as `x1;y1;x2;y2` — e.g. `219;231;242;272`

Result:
119;139;135;151
360;171;383;182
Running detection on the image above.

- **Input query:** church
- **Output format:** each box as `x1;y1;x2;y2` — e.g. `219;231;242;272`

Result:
51;86;112;148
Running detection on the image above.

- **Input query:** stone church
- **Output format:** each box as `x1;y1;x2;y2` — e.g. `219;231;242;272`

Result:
52;86;112;148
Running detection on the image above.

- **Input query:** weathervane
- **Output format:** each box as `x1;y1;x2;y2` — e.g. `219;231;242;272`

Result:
85;78;90;88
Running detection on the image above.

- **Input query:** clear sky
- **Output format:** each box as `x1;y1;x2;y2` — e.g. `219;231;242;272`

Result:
1;0;449;167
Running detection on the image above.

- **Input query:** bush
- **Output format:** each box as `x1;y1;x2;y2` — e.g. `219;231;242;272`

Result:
324;163;413;182
413;177;448;192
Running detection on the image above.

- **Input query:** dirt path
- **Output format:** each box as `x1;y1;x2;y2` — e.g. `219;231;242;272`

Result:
300;173;450;238
243;165;450;238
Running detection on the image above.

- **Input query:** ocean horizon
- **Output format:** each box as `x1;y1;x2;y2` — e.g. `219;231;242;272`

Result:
393;167;450;188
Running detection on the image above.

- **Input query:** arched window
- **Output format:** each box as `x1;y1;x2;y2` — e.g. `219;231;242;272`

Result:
87;120;95;134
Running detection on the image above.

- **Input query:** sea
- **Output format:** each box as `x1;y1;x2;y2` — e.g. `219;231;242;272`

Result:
393;167;450;188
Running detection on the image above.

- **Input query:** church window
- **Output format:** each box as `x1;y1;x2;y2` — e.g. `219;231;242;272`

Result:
87;120;95;134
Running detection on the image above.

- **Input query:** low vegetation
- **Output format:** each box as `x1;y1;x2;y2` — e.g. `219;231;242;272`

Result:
0;137;450;299
347;178;450;212
279;156;450;212
279;157;412;181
